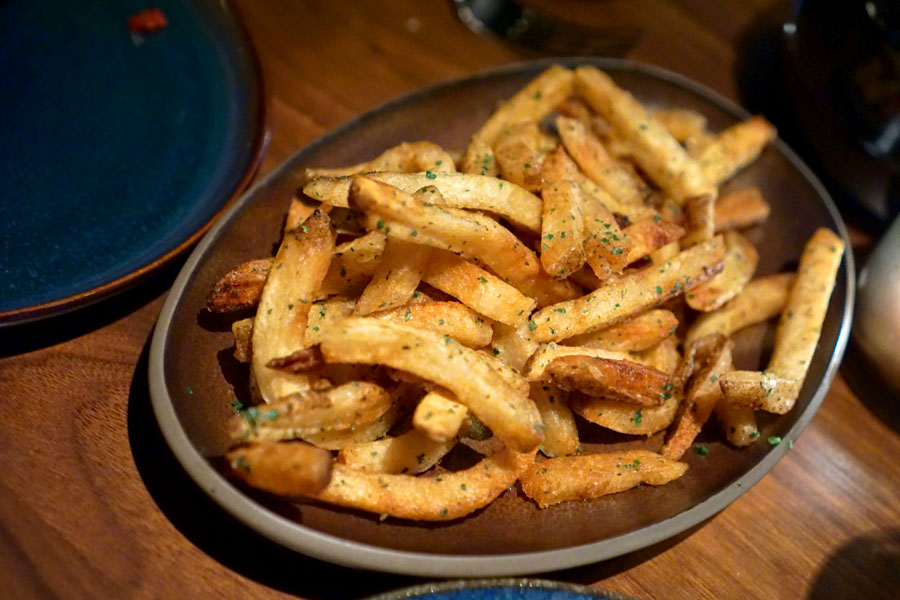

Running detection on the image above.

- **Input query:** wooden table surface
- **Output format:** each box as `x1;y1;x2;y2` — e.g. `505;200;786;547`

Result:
2;1;899;598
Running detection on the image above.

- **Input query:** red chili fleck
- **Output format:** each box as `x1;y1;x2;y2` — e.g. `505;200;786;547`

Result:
128;8;168;33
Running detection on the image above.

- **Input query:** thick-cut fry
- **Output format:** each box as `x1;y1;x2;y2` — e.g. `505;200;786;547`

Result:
565;309;678;352
557;115;649;207
334;231;386;274
572;391;679;436
530;236;726;342
490;320;540;372
413;391;469;442
460;137;499;177
207;258;272;314
575;66;713;202
422;250;535;326
546;355;673;407
556;96;593;124
319;261;371;298
714;187;770;232
662;338;733;459
576;171;657;224
525;343;634;381
632;335;682;375
354;240;431;315
621;218;685;265
653;108;708;142
230;381;394;443
305;297;356;344
696;116;776;186
579;174;630;280
314;447;529;520
232;317;254;362
370;301;493;348
338;429;456;474
519;450;687;508
494;121;543;191
252;210;336;403
680;194;716;248
226;441;333;497
305;171;543;234
530;383;579;457
285;198;319;232
474;65;575;146
301;406;400;450
540;146;586;277
319;319;542;452
303;141;456;181
718;370;800;413
686;231;759;311
686;272;796;344
714;396;759;447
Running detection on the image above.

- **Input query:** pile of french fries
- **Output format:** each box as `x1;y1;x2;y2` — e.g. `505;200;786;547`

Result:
207;65;844;520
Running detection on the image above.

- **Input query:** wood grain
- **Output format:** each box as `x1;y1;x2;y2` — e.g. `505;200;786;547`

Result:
0;0;898;598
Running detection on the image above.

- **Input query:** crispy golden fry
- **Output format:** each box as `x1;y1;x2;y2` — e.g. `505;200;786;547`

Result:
557;115;649;207
226;441;333;497
474;64;574;146
413;391;469;442
575;66;714;202
338;429;456;474
530;382;580;457
314;448;530;521
230;381;394;443
354;240;431;315
656;196;686;225
285;198;319;232
556;96;593;124
576;172;658;224
207;258;271;314
696;116;776;186
460;136;499;177
571;391;679;436
686;272;795;344
546;354;673;407
519;450;687;508
319;319;542;452
304;141;456;181
565;309;678;352
714;187;771;232
530;236;726;342
680;194;716;248
722;228;844;413
305;297;355;344
334;231;386;274
662;338;733;460
490;320;540;372
621;218;685;265
370;301;493;348
632;335;682;375
305;172;543;234
494;121;543;191
653;108;708;142
686;231;759;312
579;173;630;280
526;343;634;381
302;405;401;450
232;317;254;362
714;394;759;447
540;146;586;277
422;250;535;326
252;210;336;403
319;261;371;298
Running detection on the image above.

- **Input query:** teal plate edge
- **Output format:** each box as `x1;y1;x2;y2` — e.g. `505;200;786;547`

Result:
364;579;637;600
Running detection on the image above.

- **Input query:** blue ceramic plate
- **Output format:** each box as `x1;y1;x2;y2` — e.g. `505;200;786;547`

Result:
365;580;635;600
0;0;265;325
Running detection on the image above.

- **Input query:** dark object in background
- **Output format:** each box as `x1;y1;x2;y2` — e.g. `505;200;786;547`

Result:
782;0;900;225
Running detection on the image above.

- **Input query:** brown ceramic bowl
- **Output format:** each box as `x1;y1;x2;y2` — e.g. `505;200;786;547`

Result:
148;58;854;577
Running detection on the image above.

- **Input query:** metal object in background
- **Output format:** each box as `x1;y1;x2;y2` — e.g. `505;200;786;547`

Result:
454;0;639;56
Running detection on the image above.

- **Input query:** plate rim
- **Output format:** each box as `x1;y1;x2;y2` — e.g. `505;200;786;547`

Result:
148;56;855;577
0;0;268;328
363;578;635;600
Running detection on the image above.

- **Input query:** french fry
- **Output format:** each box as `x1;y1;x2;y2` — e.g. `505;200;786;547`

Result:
686;231;759;312
370;301;493;348
546;354;674;407
313;447;529;521
632;335;682;375
662;337;733;460
473;64;575;146
318;261;371;298
494;121;543;191
519;450;687;508
714;187;771;232
576;171;657;223
571;391;680;436
653;108;708;142
579;173;630;280
305;297;356;345
232;317;254;362
334;231;386;274
530;236;726;342
718;370;800;412
338;429;456;474
714;395;759;447
686;272;795;344
206;258;271;314
525;343;635;381
680;193;716;248
621;218;685;265
301;405;400;450
226;441;333;497
696;116;776;186
303;141;456;181
564;309;678;352
557;115;649;207
530;382;580;457
540;146;586;277
490;320;540;372
422;250;535;326
252;210;336;403
354;239;431;315
305;172;543;234
575;66;714;202
460;136;499;177
285;198;319;232
413;390;469;442
319;319;542;452
556;96;593;124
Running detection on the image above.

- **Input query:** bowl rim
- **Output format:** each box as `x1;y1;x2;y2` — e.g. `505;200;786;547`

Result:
148;56;855;577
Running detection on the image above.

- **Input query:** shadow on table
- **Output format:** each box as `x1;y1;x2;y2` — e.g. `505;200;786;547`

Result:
807;529;900;600
127;337;693;598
